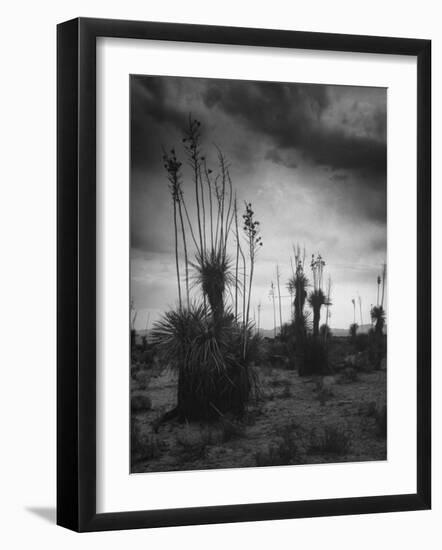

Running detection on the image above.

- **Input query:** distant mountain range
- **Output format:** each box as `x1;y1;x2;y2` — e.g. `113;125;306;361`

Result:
135;323;385;343
259;324;384;338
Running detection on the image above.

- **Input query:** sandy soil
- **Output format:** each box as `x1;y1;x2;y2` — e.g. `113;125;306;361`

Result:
131;362;386;474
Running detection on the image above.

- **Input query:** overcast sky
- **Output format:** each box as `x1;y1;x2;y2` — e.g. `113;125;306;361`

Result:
130;75;387;331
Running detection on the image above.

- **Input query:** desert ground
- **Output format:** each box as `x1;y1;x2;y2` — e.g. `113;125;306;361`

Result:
130;337;387;474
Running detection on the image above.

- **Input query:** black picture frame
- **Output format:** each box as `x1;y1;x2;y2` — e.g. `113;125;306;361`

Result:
57;17;431;532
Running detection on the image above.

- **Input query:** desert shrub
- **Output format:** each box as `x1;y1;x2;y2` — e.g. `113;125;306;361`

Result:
246;332;266;366
339;367;359;384
131;421;161;465
299;335;330;376
354;333;369;352
319;324;332;340
279;383;292;398
309;424;352;455
218;417;246;442
317;386;334;405
375;404;387;438
268;377;288;388
176;428;213;461
243;406;263;426
255;423;299;466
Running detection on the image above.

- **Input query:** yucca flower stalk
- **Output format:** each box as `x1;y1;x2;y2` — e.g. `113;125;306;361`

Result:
183;116;204;254
324;276;332;342
233;196;240;318
162;149;184;308
269;281;277;339
276;264;283;335
242;201;263;353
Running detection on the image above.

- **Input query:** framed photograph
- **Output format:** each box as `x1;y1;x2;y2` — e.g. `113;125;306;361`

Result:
57;17;431;532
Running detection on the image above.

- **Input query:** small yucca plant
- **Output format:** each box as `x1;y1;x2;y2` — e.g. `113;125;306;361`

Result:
349;322;359;341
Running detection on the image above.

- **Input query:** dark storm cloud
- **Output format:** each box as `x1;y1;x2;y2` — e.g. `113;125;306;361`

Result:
265;148;298;169
130;75;387;329
202;80;386;176
130;76;189;173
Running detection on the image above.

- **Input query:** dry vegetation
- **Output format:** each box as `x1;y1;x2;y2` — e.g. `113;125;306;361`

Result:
130;337;386;473
130;116;387;474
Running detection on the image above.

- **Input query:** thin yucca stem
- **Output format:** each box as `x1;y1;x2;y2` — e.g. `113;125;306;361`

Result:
234;197;239;319
203;162;214;249
224;169;234;252
276;264;283;333
179;190;200;255
218;152;227;248
198;163;207;251
380;263;386;308
172;199;182;309
177;197;190;308
240;243;247;327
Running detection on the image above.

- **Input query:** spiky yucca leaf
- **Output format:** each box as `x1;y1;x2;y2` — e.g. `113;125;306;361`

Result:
191;249;235;321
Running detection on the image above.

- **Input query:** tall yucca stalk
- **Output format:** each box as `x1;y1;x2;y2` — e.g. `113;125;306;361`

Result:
276;264;283;334
242;202;262;354
162;149;184;308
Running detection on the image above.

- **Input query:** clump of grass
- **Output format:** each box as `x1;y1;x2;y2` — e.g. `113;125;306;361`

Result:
300;335;330;376
314;377;334;405
176;427;213;461
375;404;387;438
131;421;162;465
268;377;289;388
358;401;387;438
279;383;292;398
255;421;300;466
317;387;333;405
309;424;352;455
339;367;359;384
219;417;245;442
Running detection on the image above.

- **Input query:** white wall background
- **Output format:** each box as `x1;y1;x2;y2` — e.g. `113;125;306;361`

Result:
0;1;439;547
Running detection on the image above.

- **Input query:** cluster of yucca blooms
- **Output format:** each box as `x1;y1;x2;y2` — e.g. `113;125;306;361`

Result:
153;116;262;420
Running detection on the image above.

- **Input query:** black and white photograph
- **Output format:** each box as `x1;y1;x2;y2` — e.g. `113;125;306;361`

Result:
129;75;387;473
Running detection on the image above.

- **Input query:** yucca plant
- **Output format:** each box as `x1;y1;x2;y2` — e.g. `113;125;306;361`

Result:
308;288;329;338
192;248;234;324
288;245;308;343
155;116;262;422
370;269;387;369
349;322;358;342
371;305;385;335
152;304;256;420
320;323;332;340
